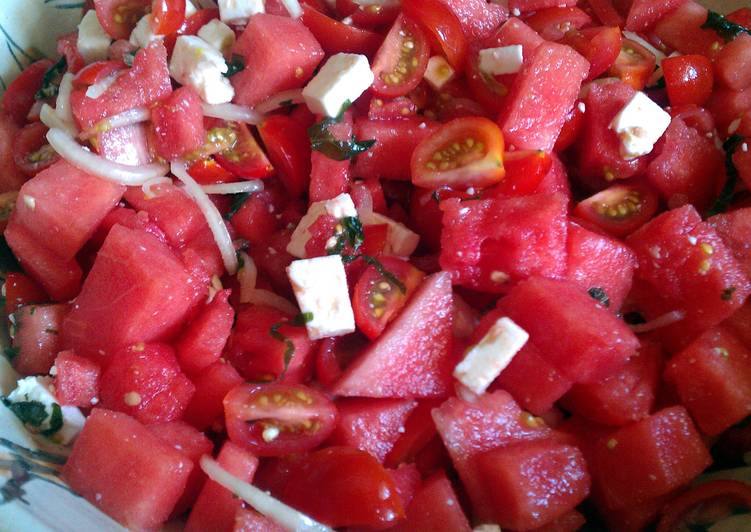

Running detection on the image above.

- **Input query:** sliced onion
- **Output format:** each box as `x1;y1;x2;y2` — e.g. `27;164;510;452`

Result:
40;104;76;136
80;107;151;140
200;456;332;532
280;0;303;18
47;128;169;185
55;73;77;135
202;103;262;125
171;161;238;275
201;181;264;195
141;176;173;199
85;70;120;100
254;89;304;115
244;289;298;315
629;310;686;334
237;251;258;301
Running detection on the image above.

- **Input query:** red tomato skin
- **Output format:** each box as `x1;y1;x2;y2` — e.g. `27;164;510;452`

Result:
214;122;274;179
574;181;660;239
371;15;430;99
493;149;552;196
183;361;244;431
151;86;205;160
727;8;751;29
301;5;382;57
563;26;623;81
315;333;369;388
164;8;220;53
391;472;472;532
11;304;67;376
0;113;26;193
151;0;186;35
4;272;47;314
609;38;657;91
662;54;714;106
588;0;624;27
716;34;751;92
63;408;192;531
1;60;51;125
525;7;593;42
402;0;467;71
309;111;353;201
224;383;338;457
384;399;442;468
258;115;312;198
94;0;150;39
53;350;101;408
13;122;58;177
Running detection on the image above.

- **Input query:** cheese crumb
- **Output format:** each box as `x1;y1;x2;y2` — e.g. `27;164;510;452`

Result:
478;45;524;76
610;91;671;160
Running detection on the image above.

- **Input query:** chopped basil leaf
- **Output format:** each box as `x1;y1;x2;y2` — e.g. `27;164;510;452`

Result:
2;398;49;428
269;313;314;374
362;255;406;294
588;287;610;308
708;135;744;216
35;56;67;101
0;236;21;273
702;11;751;42
3;347;19;362
721;287;737;301
653;76;666;89
41;404;63;437
224;55;245;77
308;102;375;161
123;49;138;67
225;192;251;220
327;216;364;256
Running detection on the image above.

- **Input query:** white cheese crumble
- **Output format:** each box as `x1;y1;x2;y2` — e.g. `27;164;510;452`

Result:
77;10;112;64
169;35;235;104
197;19;236;57
302;53;374;117
286;193;358;258
360;211;420;257
424;56;456;91
609;91;671;160
130;15;163;48
478;45;524;76
218;0;265;25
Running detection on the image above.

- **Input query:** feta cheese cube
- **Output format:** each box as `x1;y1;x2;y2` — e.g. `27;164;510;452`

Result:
185;0;199;17
287;193;357;258
219;0;265;25
287;255;356;340
303;53;374;117
7;376;86;445
424;56;456;91
453;317;529;395
197;19;236;57
170;35;235;104
609;91;671;160
77;10;112;64
360;211;420;257
130;15;163;48
478;45;524;76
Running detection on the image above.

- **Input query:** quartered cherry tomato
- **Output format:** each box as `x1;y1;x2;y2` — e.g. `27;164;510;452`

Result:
525;7;593;42
187;157;236;184
490;150;552;197
371;15;430;98
224;383;338;457
0;192;17;235
562;26;623;80
94;0;151;40
151;0;185;35
4;272;48;314
402;0;467;71
574;181;659;238
13;122;59;177
608;38;657;91
213;121;274;179
353;256;425;339
411;117;505;188
662;54;714;107
1;59;52;125
657;480;751;532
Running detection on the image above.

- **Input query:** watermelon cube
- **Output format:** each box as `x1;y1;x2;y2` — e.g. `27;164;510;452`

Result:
53;350;101;407
11;303;67;376
392;472;471;532
150;86;206;161
708;207;751;280
63;408;193;530
183;361;244;431
491;18;544;58
652;1;720;58
625;0;686;32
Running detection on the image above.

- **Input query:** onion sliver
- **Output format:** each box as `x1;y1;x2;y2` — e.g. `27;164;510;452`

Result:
80;107;151;140
47;128;169;185
202;103;262;125
200;456;332;532
171;161;238;275
280;0;303;18
40;104;76;136
142;176;173;199
201;181;264;195
629;310;686;334
244;289;298;315
254;89;304;114
237;251;258;301
55;73;77;134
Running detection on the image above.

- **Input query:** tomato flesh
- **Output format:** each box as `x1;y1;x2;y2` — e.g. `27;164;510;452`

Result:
95;0;151;40
662;54;714;107
213;121;274;179
371;15;430;98
402;0;467;71
490;150;552;197
411;117;505;188
608;38;657;91
574;182;659;238
4;272;48;314
224;383;338;457
13;122;58;177
151;0;186;35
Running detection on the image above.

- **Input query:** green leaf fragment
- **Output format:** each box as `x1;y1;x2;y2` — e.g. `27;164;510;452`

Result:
588;287;610;308
708;135;744;216
702;11;751;42
35;56;67;101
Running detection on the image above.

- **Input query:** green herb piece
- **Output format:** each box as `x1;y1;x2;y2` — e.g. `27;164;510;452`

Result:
123;49;138;67
224;55;245;77
225;192;251;220
702;11;751;42
587;287;610;308
3;347;19;362
653;76;666;89
722;287;737;301
35;56;67;101
269;313;314;374
327;216;364;256
708;135;744;216
308;102;375;161
2;398;49;429
40;404;63;438
0;236;21;273
362;255;406;294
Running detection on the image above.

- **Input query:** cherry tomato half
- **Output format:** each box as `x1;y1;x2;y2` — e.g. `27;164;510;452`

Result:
224;383;338;457
4;272;48;314
337;0;401;29
1;59;53;126
214;122;274;179
411;117;505;188
662;54;714;107
657;480;751;532
371;15;430;98
727;8;751;29
574;181;659;238
402;0;467;71
562;26;623;81
187;157;236;184
258;114;312;198
301;5;382;57
466;46;510;114
13;122;59;177
151;0;185;35
94;0;151;40
353;256;425;340
608;38;657;91
316;333;369;387
490;150;552;197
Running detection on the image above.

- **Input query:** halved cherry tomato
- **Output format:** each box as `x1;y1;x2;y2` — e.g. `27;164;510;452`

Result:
214;122;274;179
368;96;418;121
72;61;126;89
657;480;751;532
13;122;59;176
574;181;659;238
371;15;430;98
337;0;400;29
151;0;185;35
164;8;219;53
4;272;48;314
525;7;593;42
608;38;657;91
187;157;236;184
402;0;467;71
411;117;505;188
258;114;312;198
316;333;369;387
301;5;382;57
662;54;714;107
223;383;338;457
563;26;623;81
489;150;552;197
1;60;53;125
353;256;425;339
0;191;18;235
555;99;586;152
94;0;151;40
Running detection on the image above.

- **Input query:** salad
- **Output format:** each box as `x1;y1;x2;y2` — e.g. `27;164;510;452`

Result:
1;0;751;530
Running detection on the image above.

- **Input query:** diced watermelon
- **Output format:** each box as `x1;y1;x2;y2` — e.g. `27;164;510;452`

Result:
89;207;166;249
488;18;544;59
333;273;455;398
707;87;751;134
392;472;472;532
330;398;417;462
625;0;686;32
496;277;640;383
11;160;124;260
436;0;507;42
63;408;193;530
96;123;152;166
124;182;207;248
99;343;195;424
61;225;202;357
309;111;352;202
11;304;67;376
185;442;259;532
474;440;591;530
150;86;206;161
71;42;173;130
708;207;751;279
175;289;234;376
716;34;751;91
384;399;442;468
652;0;719;57
499;42;589;151
53;350;101;407
4;222;82;301
433;391;553;522
183;361;244;431
179;225;225;287
725;300;751;351
0;112;26;193
440;194;569;294
231;14;324;107
588;0;625;26
147;421;213;517
534;153;572;200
